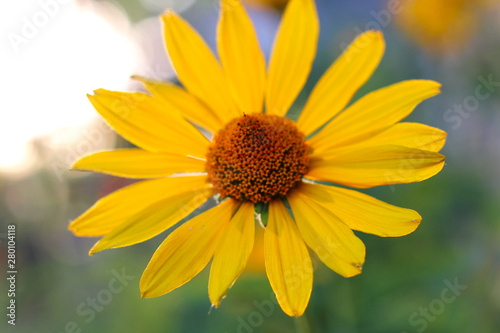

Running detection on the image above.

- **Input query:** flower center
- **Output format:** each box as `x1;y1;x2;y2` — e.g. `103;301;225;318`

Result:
206;114;309;204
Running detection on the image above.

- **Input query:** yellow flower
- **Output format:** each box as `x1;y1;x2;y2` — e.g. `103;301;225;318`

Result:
244;0;289;10
396;0;486;53
70;0;446;317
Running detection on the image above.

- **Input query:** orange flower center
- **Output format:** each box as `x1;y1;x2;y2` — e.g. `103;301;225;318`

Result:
206;114;309;204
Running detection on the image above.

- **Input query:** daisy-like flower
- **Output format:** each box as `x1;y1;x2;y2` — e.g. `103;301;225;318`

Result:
396;0;487;53
244;0;289;10
70;0;446;317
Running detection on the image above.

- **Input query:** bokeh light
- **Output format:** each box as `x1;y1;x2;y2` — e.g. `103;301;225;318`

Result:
0;0;141;176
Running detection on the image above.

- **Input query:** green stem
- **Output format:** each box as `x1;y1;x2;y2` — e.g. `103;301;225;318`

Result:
294;314;311;333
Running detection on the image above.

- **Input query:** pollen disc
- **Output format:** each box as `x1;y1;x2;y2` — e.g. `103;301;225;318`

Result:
206;114;309;203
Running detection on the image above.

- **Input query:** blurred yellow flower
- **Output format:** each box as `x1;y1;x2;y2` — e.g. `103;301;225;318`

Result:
70;0;446;317
396;0;486;53
244;0;289;9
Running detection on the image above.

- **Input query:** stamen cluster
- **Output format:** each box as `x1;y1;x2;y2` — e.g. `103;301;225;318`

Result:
206;114;309;203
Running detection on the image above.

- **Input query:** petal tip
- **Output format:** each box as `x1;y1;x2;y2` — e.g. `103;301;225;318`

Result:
162;8;177;21
68;221;87;237
68;223;77;233
130;74;143;81
69;159;82;170
89;243;103;256
93;88;109;95
286;305;306;318
420;79;442;92
140;290;150;299
432;81;443;93
367;29;383;37
413;210;423;222
344;263;363;277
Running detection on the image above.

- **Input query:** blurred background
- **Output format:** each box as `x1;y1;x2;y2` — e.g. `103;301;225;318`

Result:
1;0;500;332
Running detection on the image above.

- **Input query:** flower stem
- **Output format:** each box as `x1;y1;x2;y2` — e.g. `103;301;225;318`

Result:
294;314;311;333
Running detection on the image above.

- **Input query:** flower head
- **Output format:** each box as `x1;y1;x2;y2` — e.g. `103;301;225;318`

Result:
70;0;446;317
396;0;488;53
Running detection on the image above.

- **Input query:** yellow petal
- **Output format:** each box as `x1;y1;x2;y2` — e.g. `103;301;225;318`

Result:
140;199;240;298
294;182;421;237
218;0;266;114
335;122;447;153
69;177;207;237
266;0;319;117
88;89;209;157
89;176;214;254
72;149;206;178
209;202;255;307
287;190;365;277
133;76;225;133
265;200;312;317
297;31;385;135
245;224;266;274
162;10;241;123
307;145;445;188
310;80;442;154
